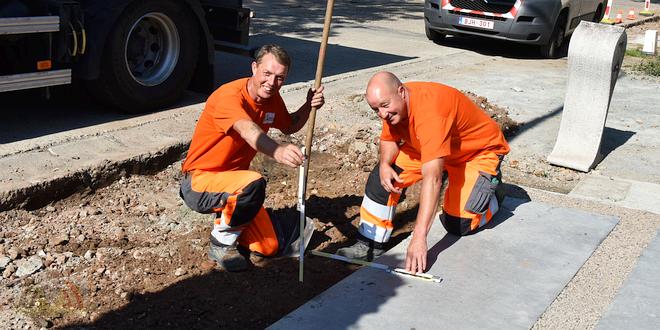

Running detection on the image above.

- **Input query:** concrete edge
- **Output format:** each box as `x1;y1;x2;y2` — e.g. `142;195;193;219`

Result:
621;14;659;29
0;142;188;211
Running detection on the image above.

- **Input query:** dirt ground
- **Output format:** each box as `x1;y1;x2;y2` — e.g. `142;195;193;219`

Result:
2;20;659;325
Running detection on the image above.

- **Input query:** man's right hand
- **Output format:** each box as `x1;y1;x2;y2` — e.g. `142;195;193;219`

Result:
379;163;403;194
274;143;305;168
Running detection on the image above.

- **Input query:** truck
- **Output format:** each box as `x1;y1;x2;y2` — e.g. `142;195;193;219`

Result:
0;0;252;113
423;0;606;58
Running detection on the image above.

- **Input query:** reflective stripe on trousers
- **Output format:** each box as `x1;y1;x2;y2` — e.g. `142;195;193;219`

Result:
179;169;279;256
358;151;503;242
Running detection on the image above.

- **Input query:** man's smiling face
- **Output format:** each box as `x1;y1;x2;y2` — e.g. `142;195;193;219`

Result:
366;84;408;125
250;53;288;102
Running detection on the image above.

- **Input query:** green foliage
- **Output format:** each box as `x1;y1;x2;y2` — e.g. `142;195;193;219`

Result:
625;48;645;58
635;56;660;76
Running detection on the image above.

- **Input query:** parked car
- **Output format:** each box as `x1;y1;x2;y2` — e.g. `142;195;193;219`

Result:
423;0;606;58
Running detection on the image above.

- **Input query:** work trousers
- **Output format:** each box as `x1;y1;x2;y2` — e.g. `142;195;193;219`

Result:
358;151;504;242
179;170;279;256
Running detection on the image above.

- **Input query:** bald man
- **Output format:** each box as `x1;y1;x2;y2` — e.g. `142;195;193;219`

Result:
337;72;509;274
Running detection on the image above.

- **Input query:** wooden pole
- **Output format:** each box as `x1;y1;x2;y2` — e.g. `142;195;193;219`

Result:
299;0;335;283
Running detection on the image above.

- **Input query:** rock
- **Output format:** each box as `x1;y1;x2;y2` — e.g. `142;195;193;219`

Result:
8;247;21;260
0;245;5;255
79;210;88;218
36;250;47;258
55;254;67;265
44;255;55;267
49;234;69;247
132;250;144;260
0;256;10;270
351;141;368;154
174;268;186;277
15;256;43;278
45;206;56;212
95;267;106;276
3;263;17;278
76;234;85;243
84;250;95;260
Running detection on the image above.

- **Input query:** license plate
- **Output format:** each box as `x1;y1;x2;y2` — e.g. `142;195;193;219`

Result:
458;17;494;30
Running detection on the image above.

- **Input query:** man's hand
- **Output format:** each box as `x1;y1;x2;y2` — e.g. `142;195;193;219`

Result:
405;235;427;274
307;85;325;109
379;163;403;194
273;143;305;168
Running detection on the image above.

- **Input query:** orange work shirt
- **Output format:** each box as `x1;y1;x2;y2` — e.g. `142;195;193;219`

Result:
381;82;510;165
182;78;292;172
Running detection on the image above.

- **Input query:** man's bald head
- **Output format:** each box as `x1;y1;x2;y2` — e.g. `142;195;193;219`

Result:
365;71;408;125
366;71;402;99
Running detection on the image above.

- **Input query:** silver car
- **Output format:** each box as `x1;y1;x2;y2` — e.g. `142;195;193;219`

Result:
424;0;606;57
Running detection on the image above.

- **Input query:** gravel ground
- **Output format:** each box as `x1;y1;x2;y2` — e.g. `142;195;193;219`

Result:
523;187;660;329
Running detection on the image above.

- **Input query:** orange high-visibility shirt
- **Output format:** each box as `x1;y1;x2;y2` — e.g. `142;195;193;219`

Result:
182;78;292;172
381;82;509;165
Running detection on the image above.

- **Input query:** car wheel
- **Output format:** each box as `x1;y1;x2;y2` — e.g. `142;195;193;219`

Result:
425;25;446;43
593;5;604;23
540;17;566;59
90;0;199;113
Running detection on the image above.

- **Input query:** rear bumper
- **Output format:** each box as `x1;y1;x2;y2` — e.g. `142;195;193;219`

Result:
424;0;557;46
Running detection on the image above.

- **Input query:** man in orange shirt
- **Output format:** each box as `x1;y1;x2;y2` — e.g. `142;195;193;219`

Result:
180;44;324;272
337;72;509;274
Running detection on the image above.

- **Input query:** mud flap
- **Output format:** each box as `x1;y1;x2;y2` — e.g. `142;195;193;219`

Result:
272;215;316;258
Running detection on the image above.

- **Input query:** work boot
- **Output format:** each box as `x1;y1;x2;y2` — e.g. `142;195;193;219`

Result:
208;240;248;272
337;236;385;261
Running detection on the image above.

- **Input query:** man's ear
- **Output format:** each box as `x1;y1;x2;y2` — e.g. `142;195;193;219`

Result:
398;85;406;99
251;61;258;75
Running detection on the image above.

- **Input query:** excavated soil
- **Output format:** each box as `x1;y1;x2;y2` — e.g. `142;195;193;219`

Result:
0;92;590;329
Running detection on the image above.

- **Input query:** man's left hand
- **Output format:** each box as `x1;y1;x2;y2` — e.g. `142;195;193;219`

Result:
307;85;325;109
405;235;427;274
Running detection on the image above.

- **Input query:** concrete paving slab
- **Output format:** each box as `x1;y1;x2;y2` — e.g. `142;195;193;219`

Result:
569;175;660;215
597;230;660;330
269;198;619;329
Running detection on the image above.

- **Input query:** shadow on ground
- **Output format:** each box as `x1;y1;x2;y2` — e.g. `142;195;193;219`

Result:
246;0;423;39
432;35;571;60
215;34;415;86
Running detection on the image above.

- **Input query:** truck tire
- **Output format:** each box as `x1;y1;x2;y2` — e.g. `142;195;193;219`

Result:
91;0;199;113
539;14;567;59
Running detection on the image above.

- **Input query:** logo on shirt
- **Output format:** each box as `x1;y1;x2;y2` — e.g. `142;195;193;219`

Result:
263;112;275;124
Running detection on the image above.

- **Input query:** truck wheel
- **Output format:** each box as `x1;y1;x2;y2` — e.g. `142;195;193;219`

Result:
540;15;566;59
92;0;199;113
425;25;446;44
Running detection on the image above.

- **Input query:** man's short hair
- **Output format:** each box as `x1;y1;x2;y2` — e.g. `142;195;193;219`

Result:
254;44;291;69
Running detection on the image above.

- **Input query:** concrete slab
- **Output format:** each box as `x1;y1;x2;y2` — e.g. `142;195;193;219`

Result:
597;230;660;330
569;175;660;215
269;198;619;329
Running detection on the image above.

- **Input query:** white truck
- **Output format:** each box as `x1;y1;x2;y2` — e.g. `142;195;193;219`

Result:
0;0;252;112
424;0;607;58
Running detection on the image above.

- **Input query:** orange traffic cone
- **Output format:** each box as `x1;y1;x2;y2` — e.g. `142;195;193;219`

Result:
614;10;623;23
627;8;636;20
